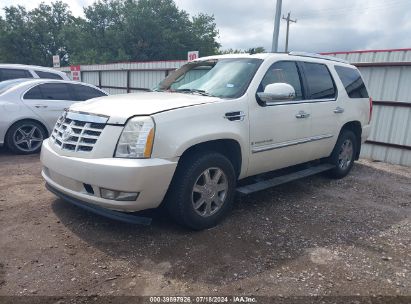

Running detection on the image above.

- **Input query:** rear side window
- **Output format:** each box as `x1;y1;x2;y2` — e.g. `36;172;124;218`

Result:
259;61;303;100
35;70;63;80
335;66;369;98
302;63;336;100
24;86;43;99
37;83;72;100
69;84;107;101
0;68;33;81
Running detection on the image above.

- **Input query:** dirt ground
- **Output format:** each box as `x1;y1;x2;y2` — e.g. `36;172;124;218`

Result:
0;148;410;300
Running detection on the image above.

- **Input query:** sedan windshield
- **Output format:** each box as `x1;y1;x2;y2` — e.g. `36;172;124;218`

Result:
158;58;263;99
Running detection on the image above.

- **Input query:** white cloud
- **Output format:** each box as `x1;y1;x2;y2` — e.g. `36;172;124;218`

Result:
175;0;411;52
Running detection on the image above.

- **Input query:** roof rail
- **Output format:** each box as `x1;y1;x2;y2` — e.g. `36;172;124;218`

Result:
289;51;350;64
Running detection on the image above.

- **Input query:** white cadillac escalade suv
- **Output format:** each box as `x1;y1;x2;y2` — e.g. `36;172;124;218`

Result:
41;52;372;229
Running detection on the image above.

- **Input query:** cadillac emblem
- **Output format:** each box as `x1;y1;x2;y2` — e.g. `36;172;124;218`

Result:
62;126;73;141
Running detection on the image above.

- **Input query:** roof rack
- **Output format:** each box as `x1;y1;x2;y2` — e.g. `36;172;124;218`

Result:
289;51;350;64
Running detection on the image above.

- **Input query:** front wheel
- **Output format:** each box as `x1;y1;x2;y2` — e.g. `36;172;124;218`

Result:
328;130;357;179
6;120;47;154
166;152;236;230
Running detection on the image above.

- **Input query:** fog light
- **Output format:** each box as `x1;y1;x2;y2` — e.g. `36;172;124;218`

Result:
100;188;139;201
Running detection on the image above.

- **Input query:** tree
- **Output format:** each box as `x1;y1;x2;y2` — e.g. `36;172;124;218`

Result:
29;1;75;66
0;0;221;65
0;6;34;64
218;46;266;55
190;14;220;57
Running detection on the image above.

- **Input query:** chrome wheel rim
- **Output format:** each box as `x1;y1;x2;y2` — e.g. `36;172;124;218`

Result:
338;139;353;170
13;125;43;152
192;167;228;217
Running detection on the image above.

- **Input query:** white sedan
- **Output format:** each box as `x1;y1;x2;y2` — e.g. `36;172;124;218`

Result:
0;79;108;154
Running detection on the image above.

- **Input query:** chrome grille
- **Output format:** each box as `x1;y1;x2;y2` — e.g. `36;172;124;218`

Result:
51;112;107;152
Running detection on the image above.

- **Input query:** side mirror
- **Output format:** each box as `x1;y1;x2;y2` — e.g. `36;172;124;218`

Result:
257;83;296;105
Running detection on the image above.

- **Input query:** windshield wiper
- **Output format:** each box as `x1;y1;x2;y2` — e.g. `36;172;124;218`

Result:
175;88;214;97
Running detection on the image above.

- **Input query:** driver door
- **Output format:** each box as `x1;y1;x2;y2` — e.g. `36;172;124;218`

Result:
247;61;314;176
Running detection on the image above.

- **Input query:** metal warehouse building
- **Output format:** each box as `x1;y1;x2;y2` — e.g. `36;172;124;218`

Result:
58;48;411;167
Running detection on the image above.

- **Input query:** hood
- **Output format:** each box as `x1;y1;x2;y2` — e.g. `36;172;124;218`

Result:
69;92;219;124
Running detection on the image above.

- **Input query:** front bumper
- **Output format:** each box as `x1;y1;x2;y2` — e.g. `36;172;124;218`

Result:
46;183;152;225
40;140;178;212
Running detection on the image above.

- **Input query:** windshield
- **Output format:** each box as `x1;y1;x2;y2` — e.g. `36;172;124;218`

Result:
158;58;263;99
0;78;30;95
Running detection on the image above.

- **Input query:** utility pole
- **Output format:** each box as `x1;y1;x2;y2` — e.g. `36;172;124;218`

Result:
271;0;282;53
282;12;297;52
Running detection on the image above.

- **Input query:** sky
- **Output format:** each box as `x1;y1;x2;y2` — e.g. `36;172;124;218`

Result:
2;0;411;53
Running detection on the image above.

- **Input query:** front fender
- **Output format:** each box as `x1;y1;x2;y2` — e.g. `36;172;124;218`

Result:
152;101;250;178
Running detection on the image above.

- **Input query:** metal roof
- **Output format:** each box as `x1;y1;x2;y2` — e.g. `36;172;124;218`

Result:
321;48;411;63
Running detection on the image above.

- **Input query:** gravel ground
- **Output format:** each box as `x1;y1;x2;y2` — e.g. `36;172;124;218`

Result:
0;148;410;299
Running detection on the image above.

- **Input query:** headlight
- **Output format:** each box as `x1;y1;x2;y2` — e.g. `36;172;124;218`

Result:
115;116;155;158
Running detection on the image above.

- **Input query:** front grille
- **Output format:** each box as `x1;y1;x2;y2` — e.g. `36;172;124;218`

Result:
51;113;106;153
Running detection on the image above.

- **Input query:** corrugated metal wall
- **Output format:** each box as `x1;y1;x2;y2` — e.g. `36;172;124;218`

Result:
58;50;411;167
58;61;186;94
323;49;411;166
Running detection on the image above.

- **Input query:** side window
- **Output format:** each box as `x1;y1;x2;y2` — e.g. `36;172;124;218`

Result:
335;66;369;98
35;70;63;80
69;84;107;101
302;62;336;100
0;68;33;81
37;83;72;100
259;61;303;100
24;86;43;99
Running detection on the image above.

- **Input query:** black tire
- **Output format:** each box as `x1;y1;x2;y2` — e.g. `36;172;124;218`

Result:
328;130;357;179
166;151;236;230
5;120;47;154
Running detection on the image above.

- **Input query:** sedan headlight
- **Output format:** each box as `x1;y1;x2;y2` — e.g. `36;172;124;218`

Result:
115;116;155;158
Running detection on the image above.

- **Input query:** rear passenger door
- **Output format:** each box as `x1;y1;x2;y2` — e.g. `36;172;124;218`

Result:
22;83;74;128
300;61;342;159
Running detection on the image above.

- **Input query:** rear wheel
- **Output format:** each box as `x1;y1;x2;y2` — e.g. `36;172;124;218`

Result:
328;130;357;179
166;151;236;230
6;120;47;154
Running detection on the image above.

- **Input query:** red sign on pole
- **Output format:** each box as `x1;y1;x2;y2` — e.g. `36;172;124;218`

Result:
70;65;81;81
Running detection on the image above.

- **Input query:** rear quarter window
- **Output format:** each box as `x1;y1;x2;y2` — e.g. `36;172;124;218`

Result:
335;66;369;98
68;84;107;101
35;70;63;80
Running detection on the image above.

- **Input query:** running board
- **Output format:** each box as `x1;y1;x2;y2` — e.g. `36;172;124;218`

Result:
236;164;334;195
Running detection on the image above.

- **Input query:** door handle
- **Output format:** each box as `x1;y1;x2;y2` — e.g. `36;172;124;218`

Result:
295;111;310;119
333;106;345;114
34;105;48;109
225;111;246;121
